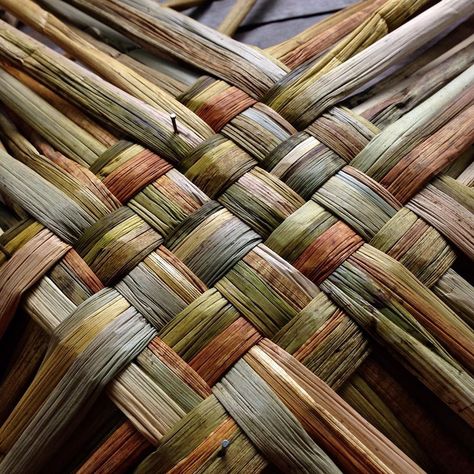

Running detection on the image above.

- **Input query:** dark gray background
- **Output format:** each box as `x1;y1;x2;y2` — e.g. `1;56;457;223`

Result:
185;0;357;48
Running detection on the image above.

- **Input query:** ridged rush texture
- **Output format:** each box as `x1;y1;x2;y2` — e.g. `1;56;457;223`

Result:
0;0;473;473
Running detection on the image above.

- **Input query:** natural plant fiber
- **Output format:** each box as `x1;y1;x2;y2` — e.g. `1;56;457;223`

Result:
0;0;473;473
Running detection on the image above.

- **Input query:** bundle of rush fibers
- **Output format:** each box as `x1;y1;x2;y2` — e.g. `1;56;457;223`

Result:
0;0;473;472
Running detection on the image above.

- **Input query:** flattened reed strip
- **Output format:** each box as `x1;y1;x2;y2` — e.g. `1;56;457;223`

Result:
279;0;474;127
0;151;95;242
67;0;287;98
0;67;106;166
217;0;257;37
266;0;388;67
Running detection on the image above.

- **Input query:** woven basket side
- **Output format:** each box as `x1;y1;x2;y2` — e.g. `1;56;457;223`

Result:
0;0;473;472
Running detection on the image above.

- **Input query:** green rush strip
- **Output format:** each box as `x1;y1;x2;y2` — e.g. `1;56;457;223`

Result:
0;68;105;166
214;358;341;473
0;21;202;164
0;149;95;243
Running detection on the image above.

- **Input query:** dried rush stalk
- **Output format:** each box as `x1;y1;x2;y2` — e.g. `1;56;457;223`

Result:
0;2;473;472
0;58;474;436
67;0;288;98
0;12;472;426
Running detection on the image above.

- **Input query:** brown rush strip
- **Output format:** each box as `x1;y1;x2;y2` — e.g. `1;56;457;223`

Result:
0;228;70;338
61;249;104;294
382;105;474;203
382;218;431;263
293;221;364;285
268;0;388;68
166;418;238;474
307;109;377;162
102;149;173;203
28;138;121;212
294;310;369;390
147;338;211;399
370;210;456;289
294;310;346;363
195;86;257;133
407;182;474;261
189;317;261;386
77;421;152;474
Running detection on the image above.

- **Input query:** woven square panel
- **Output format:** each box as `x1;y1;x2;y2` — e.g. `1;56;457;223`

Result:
0;0;473;472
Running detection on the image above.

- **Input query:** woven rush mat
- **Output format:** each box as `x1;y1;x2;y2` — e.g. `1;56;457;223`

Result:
0;0;473;472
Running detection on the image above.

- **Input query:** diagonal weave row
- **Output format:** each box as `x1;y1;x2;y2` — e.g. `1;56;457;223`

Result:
0;0;473;472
